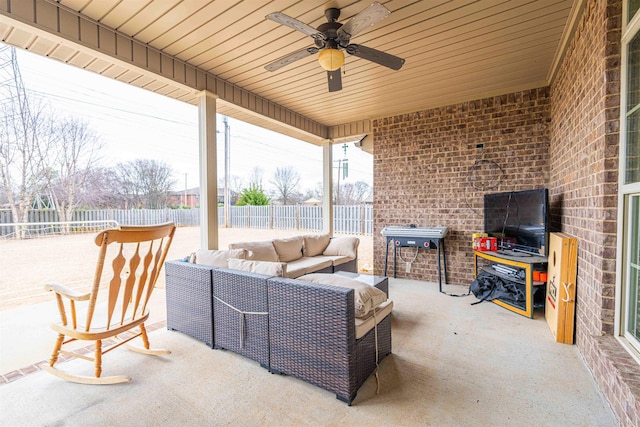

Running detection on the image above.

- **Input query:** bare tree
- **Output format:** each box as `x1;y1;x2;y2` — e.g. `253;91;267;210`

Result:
46;117;102;232
334;181;371;205
217;174;243;205
78;166;122;208
0;181;7;205
270;166;301;205
248;166;265;190
115;159;175;209
345;181;371;204
0;46;55;238
228;175;244;204
302;183;323;202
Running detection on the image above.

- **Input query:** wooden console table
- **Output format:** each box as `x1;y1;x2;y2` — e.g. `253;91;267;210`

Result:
473;250;548;318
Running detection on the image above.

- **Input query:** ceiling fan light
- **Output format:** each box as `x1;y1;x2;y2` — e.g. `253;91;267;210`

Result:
318;48;344;71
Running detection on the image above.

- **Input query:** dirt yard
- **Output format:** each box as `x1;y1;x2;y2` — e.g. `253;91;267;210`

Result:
0;227;373;311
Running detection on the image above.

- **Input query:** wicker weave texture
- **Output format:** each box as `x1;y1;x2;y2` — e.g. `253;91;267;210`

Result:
354;314;392;389
165;257;389;404
334;259;357;274
165;261;215;347
212;269;270;366
268;278;364;403
376;279;389;297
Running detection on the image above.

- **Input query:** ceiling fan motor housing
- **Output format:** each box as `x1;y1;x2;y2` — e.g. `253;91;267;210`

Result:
315;21;343;48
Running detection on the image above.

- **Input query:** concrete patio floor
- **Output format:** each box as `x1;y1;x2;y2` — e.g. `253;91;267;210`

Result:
0;278;618;426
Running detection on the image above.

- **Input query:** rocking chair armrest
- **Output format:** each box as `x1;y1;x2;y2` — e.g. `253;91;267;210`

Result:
45;282;90;301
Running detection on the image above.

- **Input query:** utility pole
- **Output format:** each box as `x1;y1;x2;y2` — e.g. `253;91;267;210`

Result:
184;173;188;206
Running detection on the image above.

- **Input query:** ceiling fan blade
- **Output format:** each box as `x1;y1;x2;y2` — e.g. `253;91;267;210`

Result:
265;47;319;71
327;69;342;92
346;44;405;70
266;12;326;41
337;2;391;43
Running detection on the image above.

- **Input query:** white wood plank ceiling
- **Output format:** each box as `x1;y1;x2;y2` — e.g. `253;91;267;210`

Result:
0;0;580;146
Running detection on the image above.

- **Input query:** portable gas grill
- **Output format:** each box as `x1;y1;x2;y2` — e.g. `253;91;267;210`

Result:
381;225;448;292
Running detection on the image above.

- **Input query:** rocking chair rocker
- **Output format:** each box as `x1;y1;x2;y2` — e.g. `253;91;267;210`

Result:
42;222;176;384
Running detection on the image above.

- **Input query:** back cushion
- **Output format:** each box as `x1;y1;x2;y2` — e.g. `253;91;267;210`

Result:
272;236;304;262
227;258;286;277
323;236;360;259
299;273;386;317
228;240;279;262
195;248;247;268
302;234;331;257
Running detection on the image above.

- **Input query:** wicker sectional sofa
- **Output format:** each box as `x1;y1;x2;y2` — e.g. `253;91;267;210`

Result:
164;235;393;404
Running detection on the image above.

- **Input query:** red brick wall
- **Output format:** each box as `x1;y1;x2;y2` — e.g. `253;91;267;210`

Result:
554;0;622;370
549;1;638;425
373;0;638;424
372;90;551;285
550;0;620;338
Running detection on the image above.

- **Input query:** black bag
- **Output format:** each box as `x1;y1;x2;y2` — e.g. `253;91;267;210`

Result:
470;271;525;306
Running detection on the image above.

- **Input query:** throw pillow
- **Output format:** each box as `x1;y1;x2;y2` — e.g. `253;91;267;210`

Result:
228;240;279;262
272;236;304;262
322;236;359;259
195;248;247;268
227;258;287;277
302;234;331;257
299;273;386;317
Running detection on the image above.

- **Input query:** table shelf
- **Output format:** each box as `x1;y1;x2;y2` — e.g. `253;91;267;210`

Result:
473;251;548;318
479;265;546;286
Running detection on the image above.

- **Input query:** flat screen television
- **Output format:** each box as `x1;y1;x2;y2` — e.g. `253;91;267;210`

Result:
484;188;549;256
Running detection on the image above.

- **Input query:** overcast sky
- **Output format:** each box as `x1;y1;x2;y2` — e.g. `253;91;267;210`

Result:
13;48;372;193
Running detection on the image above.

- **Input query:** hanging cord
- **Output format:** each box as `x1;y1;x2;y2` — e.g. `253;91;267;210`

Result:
398;246;419;264
372;308;380;394
398;245;469;297
214;296;268;349
463;149;506;216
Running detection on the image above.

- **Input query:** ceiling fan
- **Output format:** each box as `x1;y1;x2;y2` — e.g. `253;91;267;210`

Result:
264;2;405;92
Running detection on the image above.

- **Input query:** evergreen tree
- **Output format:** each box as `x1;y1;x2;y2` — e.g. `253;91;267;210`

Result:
236;185;270;206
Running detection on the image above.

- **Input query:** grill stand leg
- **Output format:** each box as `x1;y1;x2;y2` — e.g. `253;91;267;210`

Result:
383;238;390;276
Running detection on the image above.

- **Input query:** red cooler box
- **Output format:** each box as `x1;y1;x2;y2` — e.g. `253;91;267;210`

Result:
473;237;497;251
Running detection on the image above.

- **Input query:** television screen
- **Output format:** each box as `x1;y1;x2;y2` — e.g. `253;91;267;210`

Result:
483;189;549;256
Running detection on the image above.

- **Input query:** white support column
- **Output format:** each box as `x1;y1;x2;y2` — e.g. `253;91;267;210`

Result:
198;90;219;249
322;141;334;235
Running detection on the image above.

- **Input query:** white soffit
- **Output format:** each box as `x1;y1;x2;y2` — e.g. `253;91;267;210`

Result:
0;0;580;146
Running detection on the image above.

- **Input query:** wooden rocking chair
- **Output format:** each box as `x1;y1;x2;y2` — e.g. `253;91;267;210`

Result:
42;222;176;384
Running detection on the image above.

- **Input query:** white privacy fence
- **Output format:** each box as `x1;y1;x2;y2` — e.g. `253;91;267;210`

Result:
0;205;372;238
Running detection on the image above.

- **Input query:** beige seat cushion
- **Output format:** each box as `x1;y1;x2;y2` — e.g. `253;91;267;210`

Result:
317;255;353;266
227;258;287;277
323;237;359;259
355;300;393;339
299;273;387;317
285;257;333;278
272;236;304;262
194;248;247;268
228;240;279;262
302;234;331;257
